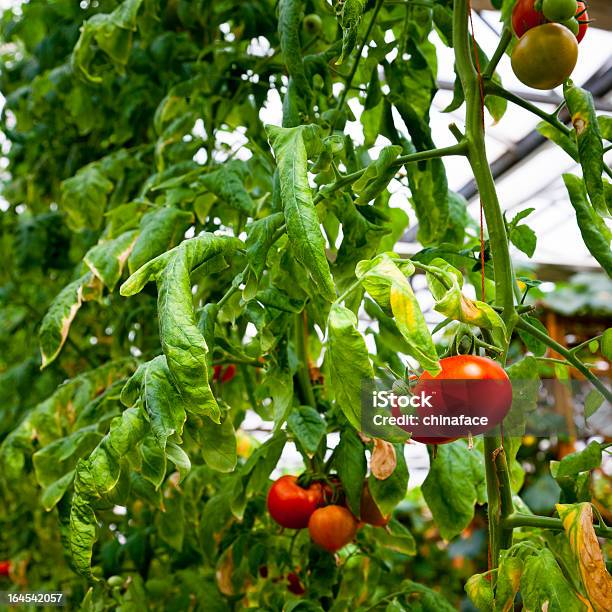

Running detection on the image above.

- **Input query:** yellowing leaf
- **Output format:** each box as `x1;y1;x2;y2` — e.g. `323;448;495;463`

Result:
557;503;612;612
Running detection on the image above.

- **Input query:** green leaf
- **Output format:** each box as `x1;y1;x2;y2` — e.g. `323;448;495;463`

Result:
166;441;191;482
584;389;605;420
200;415;237;473
465;572;494;612
426;259;506;347
504;356;540;436
368;444;408;517
421;440;486;541
336;0;366;65
517;315;549;357
509;224;537;258
326;302;373;430
373;519;416;555
121;234;243;421
564;83;608;215
121;356;186;447
39;273;102;368
85;230;139;290
278;0;311;102
352;146;402;205
60;164;114;231
246;212;285;280
287;406;326;457
563;174;612;277
157;492;184;551
356;254;439;374
266;124;335;301
394;580;456;611
128;207;194;274
537;121;578;159
69;406;149;577
333;429;366;516
140;436;167;489
520;548;586;612
197;161;256;216
72;0;144;84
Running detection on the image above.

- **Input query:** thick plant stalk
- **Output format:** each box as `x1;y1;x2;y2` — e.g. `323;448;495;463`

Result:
452;0;517;571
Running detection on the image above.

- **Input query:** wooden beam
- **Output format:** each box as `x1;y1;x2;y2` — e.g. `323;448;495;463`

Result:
471;0;612;32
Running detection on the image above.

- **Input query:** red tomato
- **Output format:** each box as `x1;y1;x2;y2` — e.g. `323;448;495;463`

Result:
308;505;358;552
575;0;588;42
414;355;512;440
287;572;305;595
267;475;324;529
360;482;390;527
212;364;236;383
512;0;546;38
0;561;10;577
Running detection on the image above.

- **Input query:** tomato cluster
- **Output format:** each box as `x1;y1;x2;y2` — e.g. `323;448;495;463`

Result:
267;475;389;555
511;0;588;89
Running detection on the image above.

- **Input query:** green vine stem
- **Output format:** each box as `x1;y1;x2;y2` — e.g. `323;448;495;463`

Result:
294;312;317;409
314;141;468;204
453;0;518;572
485;82;612;180
502;513;612;539
516;317;612;403
485;81;571;136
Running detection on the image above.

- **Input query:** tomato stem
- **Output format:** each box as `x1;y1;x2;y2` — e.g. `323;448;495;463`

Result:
502;513;612;539
482;28;512;81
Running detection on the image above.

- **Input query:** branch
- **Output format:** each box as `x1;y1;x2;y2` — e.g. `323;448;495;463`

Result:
502;513;612;539
314;141;468;204
482;28;512;81
516;317;612;403
484;81;571;136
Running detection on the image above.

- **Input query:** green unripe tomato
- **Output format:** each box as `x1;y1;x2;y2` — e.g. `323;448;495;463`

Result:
561;17;579;36
107;575;124;587
511;23;578;90
542;0;577;22
303;14;323;35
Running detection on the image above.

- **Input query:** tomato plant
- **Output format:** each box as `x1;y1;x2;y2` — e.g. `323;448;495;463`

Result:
0;0;610;609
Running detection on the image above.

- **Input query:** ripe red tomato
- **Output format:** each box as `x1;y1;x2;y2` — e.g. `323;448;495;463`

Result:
512;0;546;38
0;561;10;577
287;572;306;595
511;23;578;90
413;355;513;439
575;0;588;42
212;364;236;384
308;505;358;552
360;482;390;526
267;475;324;529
